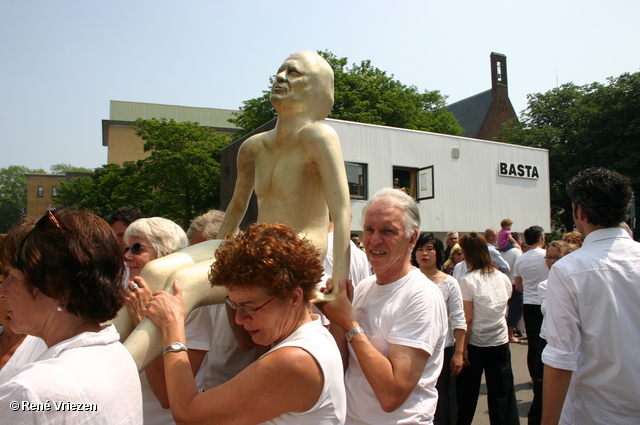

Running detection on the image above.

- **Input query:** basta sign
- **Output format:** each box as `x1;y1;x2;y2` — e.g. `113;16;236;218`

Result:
498;162;540;179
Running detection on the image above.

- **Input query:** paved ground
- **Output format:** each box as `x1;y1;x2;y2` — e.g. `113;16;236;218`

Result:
471;339;533;424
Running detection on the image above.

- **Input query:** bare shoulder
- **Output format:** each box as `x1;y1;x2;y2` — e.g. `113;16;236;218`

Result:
240;130;273;154
260;346;322;380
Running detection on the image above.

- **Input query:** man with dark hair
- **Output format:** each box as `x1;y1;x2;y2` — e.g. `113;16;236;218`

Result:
108;205;144;241
542;167;640;424
514;225;548;381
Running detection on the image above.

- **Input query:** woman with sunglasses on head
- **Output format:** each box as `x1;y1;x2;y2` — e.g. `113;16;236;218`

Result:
443;244;464;276
145;222;346;424
123;217;214;425
0;210;142;424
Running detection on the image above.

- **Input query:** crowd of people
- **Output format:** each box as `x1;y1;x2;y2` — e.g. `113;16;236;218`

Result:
0;167;636;424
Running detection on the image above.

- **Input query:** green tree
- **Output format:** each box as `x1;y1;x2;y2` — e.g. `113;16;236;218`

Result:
58;119;231;228
231;50;463;138
497;72;640;233
0;165;45;232
50;163;93;174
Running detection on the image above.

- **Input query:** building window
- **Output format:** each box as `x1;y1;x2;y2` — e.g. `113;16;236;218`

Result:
393;167;418;198
345;162;367;200
37;186;44;197
52;186;58;197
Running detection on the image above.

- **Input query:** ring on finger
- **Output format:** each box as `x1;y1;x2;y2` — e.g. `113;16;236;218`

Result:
129;283;139;291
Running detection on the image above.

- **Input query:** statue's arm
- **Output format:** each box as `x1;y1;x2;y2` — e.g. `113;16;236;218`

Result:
311;124;351;300
217;139;257;239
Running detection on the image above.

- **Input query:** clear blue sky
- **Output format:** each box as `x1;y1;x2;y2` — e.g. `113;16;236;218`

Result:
1;0;638;171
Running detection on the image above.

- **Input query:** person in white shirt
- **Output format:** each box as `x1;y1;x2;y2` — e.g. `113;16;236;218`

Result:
145;223;346;424
319;188;447;424
542;167;640;425
514;225;548;380
456;232;519;425
411;232;466;424
502;233;523;343
0;210;142;424
324;221;372;288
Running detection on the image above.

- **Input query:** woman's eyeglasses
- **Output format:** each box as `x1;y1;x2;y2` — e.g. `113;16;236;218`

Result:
225;295;276;316
124;242;153;255
36;209;63;231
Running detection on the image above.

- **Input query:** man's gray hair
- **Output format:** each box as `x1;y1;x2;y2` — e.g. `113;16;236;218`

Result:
361;187;420;237
124;217;188;258
187;209;226;242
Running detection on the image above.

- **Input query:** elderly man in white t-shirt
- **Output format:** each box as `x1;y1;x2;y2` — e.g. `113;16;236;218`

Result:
319;188;447;424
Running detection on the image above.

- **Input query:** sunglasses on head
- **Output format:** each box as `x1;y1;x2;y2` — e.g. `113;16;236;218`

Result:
124;242;153;255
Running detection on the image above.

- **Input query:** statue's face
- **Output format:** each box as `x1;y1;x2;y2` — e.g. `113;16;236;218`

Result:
271;51;333;120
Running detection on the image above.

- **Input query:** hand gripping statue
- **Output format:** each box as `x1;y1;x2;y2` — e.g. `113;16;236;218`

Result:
116;51;351;371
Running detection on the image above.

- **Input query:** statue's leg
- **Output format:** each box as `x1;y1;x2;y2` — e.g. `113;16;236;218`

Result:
112;240;223;342
123;248;227;372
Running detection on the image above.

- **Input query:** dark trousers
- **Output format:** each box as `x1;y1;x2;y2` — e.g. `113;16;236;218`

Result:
522;304;543;379
456;343;519;425
435;346;457;425
527;337;547;425
507;286;523;329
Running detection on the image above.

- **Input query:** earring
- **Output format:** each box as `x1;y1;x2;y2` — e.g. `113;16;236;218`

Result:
57;306;63;312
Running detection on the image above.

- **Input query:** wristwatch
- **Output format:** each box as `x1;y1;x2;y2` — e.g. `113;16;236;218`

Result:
163;342;188;357
345;326;365;342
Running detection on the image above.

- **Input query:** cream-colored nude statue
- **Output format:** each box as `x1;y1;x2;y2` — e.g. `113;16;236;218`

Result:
118;51;351;371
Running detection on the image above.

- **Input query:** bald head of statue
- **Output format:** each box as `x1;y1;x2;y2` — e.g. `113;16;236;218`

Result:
271;51;334;122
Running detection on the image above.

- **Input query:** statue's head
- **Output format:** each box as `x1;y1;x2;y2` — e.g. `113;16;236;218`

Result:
270;51;334;121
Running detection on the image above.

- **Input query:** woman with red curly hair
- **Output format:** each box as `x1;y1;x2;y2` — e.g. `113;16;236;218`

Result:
145;222;346;424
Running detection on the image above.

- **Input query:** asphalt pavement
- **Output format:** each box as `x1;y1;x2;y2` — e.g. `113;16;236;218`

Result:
470;339;533;425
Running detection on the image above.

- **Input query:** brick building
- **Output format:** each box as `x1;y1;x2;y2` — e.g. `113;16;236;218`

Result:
447;52;519;140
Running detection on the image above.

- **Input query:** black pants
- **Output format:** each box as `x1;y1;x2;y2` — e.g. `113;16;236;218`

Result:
435;346;457;425
527;337;547;425
456;343;519;425
522;304;543;379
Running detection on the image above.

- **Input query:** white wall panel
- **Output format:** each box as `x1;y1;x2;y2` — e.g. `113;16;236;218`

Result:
326;119;551;235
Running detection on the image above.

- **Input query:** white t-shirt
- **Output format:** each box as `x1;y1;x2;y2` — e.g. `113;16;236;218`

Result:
345;268;447;424
0;325;142;424
436;275;467;348
542;227;640;424
459;269;512;347
0;335;47;386
202;304;259;390
324;232;372;287
537;279;548;339
501;247;523;285
514;248;548;304
141;306;213;425
452;260;467;281
260;317;346;425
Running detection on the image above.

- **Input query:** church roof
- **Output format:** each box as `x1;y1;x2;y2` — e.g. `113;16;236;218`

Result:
446;89;493;138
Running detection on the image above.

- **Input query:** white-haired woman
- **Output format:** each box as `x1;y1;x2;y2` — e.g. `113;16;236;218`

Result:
124;217;212;425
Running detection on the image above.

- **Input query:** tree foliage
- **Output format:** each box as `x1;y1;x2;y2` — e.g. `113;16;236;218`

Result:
0;165;45;233
230;50;463;138
50;163;93;174
497;72;640;233
57;119;231;228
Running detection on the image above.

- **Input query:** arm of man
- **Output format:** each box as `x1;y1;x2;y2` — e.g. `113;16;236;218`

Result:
309;124;351;300
216;138;257;240
515;276;524;293
491;249;510;274
319;279;431;412
542;365;572;425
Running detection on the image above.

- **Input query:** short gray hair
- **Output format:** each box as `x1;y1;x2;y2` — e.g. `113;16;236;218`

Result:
361;187;420;237
124;217;188;258
187;210;226;242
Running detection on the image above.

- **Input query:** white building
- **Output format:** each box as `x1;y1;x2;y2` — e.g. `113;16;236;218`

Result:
221;118;551;236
